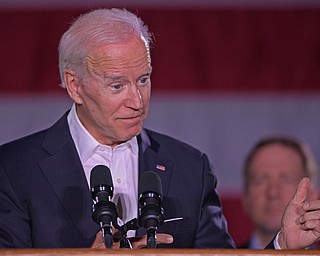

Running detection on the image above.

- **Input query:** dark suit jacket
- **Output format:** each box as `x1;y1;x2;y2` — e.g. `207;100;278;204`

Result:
0;112;235;248
238;240;251;249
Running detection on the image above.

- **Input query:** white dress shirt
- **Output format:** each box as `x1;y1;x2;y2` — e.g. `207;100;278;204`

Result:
67;104;139;237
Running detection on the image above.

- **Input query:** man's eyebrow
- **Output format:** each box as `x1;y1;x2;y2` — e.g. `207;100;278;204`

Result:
104;74;126;81
104;71;152;81
140;72;152;77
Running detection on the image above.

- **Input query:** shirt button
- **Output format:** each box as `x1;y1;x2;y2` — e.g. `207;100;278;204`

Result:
116;178;121;184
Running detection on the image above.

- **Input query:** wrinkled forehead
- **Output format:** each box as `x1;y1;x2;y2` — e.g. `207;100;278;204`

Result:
86;36;151;75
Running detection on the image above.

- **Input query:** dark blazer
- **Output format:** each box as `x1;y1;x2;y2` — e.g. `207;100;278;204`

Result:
238;240;251;249
0;112;235;248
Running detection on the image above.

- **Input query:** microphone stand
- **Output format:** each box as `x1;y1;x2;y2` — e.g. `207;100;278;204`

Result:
101;226;113;248
146;228;157;248
120;235;132;249
138;201;164;249
114;218;139;249
92;201;118;249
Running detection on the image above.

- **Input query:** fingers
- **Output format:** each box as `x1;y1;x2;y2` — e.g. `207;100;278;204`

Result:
292;177;310;205
156;233;174;244
301;219;320;231
300;205;320;228
91;231;121;249
303;200;320;211
92;231;174;249
130;236;147;249
91;231;106;249
130;233;174;249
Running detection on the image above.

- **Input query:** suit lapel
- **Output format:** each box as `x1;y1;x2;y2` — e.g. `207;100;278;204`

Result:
38;113;97;245
136;129;174;237
138;129;174;198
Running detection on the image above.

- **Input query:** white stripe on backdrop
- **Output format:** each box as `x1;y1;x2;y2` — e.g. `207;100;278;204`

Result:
1;93;319;194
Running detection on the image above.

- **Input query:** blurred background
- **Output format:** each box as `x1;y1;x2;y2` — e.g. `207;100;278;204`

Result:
1;0;320;246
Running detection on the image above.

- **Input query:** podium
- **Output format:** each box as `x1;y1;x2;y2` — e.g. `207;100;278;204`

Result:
0;249;318;256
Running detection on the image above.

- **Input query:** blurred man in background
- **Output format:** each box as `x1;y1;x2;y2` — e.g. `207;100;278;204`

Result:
241;136;319;248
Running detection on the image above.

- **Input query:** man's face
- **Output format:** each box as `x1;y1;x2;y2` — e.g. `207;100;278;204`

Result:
70;37;151;147
243;144;305;234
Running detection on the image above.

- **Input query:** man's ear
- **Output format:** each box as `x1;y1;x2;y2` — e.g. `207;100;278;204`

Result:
64;69;83;104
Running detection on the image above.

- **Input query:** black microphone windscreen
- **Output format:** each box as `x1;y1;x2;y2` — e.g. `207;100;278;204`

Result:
90;165;113;188
138;171;162;197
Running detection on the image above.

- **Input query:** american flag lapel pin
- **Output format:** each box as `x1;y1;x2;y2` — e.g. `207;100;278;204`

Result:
156;164;166;171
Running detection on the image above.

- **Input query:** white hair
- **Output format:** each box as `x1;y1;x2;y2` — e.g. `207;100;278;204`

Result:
58;8;153;88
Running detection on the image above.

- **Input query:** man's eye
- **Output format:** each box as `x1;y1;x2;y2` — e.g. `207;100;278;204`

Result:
111;84;122;90
139;76;149;85
252;177;267;186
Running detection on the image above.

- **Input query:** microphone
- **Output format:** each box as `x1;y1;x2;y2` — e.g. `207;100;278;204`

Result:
138;171;164;248
90;165;118;248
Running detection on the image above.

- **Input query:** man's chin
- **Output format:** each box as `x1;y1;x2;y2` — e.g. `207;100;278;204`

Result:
120;128;142;141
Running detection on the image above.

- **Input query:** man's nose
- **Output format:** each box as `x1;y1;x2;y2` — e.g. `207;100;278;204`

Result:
126;85;143;110
267;182;281;198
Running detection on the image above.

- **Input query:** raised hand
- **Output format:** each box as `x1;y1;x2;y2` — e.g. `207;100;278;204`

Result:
279;177;320;249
